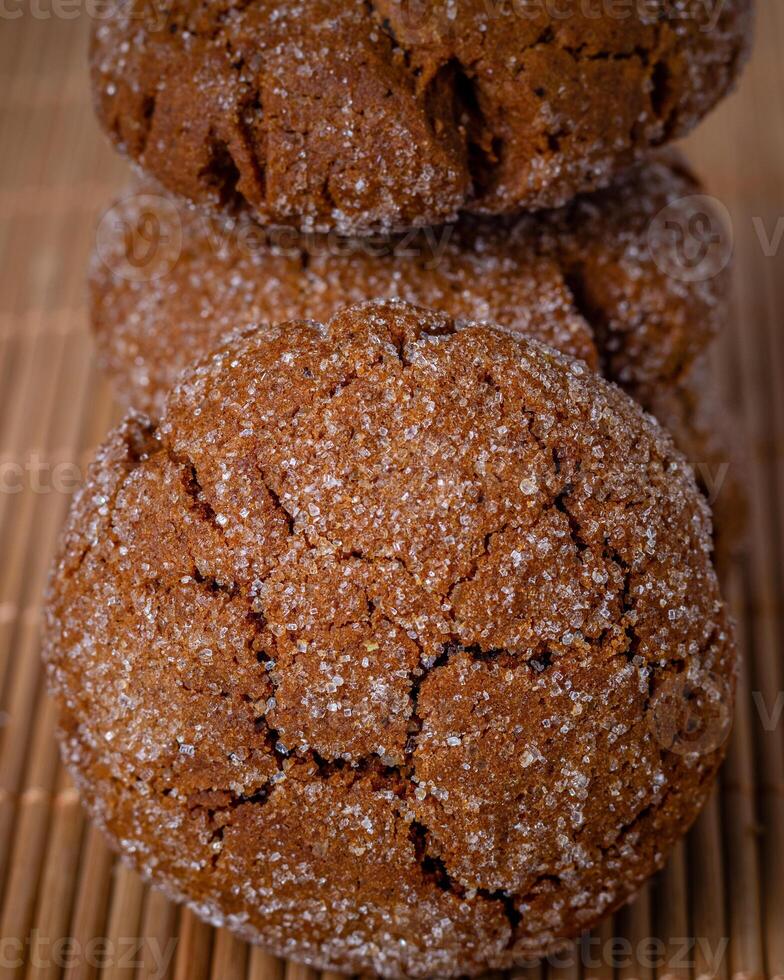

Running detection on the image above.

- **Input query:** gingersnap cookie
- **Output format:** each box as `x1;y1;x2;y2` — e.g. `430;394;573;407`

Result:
90;0;753;233
90;156;729;420
46;301;736;978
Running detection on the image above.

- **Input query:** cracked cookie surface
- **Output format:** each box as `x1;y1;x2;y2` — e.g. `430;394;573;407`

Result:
45;302;736;977
90;0;753;232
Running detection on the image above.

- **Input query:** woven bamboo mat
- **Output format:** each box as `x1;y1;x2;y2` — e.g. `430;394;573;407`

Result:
0;6;782;980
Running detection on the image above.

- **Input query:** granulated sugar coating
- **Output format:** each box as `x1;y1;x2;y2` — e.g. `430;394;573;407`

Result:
91;157;729;419
90;0;753;233
45;302;736;977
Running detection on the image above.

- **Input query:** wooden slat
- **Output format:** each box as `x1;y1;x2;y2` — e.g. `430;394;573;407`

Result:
211;931;249;980
615;885;654;980
246;950;285;980
655;843;691;980
25;776;84;980
62;824;114;980
135;889;178;980
99;866;145;980
688;790;729;980
283;964;319;980
719;568;766;980
172;911;212;980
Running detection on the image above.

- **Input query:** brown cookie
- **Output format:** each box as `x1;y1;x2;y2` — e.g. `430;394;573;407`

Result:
90;0;753;233
46;302;736;978
90;156;730;419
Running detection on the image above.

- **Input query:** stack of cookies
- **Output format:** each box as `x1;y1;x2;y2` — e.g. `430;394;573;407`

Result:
45;2;753;976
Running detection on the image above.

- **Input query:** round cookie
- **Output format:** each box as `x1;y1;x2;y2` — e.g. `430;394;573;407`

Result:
90;156;729;419
90;0;753;233
46;301;736;978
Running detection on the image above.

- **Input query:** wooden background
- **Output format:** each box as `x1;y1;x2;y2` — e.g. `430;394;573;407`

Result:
0;4;782;979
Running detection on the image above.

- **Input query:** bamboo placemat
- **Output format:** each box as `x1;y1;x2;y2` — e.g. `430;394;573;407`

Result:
0;6;782;980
